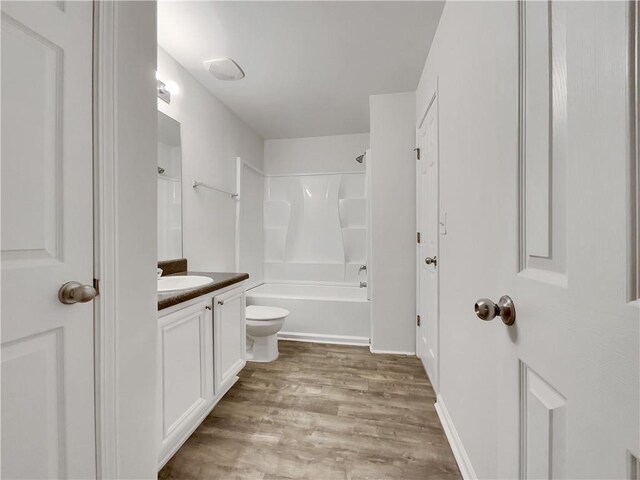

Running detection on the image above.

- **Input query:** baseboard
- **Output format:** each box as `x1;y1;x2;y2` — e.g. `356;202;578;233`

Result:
419;355;438;391
369;347;416;356
434;394;477;480
278;331;370;346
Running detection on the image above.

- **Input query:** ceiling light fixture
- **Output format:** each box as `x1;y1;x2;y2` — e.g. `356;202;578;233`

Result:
202;57;245;81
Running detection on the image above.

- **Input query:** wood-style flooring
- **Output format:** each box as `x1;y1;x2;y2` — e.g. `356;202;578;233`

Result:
159;341;461;480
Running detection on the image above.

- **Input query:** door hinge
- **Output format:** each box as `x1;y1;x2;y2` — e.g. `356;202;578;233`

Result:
414;147;421;160
417;232;421;244
417;315;421;326
93;278;100;296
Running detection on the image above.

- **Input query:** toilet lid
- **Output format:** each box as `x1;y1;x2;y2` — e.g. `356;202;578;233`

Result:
246;305;290;321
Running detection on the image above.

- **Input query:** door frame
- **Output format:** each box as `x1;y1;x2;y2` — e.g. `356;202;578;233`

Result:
93;2;158;478
415;84;440;390
93;2;118;477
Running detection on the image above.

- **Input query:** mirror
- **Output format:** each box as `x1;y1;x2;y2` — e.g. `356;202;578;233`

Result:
157;111;183;260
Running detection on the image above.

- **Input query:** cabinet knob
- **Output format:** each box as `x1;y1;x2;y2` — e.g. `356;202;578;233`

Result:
205;305;212;310
217;300;224;305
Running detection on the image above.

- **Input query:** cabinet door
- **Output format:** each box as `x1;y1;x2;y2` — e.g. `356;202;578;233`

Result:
158;300;213;455
214;288;246;392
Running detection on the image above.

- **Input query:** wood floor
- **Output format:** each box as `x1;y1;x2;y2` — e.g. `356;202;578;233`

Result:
159;341;461;480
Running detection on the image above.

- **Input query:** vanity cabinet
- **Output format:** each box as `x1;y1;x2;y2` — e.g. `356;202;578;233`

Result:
157;283;247;469
214;287;246;393
157;300;213;463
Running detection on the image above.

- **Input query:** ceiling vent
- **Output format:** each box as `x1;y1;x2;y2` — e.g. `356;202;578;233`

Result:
203;57;245;81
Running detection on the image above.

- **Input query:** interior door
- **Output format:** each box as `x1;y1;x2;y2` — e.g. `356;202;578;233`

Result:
1;2;96;478
416;94;439;389
492;2;640;478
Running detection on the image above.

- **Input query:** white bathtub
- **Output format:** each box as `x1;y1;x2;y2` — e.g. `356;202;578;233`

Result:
246;283;370;346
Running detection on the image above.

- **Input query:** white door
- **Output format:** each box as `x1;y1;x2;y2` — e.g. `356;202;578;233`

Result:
1;2;96;478
490;3;640;478
416;94;439;389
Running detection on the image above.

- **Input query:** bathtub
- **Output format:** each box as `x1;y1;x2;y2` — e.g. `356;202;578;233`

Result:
246;283;370;346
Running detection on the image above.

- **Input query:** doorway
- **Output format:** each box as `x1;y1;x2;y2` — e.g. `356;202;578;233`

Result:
416;91;440;390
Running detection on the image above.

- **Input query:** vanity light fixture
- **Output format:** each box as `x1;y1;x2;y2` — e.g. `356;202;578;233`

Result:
157;79;170;104
156;72;180;104
202;57;245;81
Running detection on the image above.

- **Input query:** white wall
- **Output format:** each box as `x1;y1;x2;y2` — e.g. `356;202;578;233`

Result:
264;133;369;175
157;47;264;276
103;2;158;477
415;2;518;478
369;92;416;354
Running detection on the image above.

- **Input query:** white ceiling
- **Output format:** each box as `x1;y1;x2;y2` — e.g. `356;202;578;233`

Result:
158;1;444;139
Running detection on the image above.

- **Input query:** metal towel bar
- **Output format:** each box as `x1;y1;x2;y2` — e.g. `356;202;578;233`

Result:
192;180;239;199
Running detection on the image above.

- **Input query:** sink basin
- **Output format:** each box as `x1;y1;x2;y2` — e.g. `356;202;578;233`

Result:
158;275;214;294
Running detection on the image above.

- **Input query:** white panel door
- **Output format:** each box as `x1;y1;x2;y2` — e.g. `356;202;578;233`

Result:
214;288;246;392
0;2;95;479
416;94;439;389
493;3;639;478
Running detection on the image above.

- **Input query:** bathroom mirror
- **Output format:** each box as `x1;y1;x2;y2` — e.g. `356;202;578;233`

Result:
157;111;183;260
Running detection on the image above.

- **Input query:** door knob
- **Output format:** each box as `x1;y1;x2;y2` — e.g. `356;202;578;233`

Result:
425;256;437;266
58;281;97;305
474;295;516;325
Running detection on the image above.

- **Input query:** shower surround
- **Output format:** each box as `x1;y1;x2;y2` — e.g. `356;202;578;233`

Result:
263;172;367;285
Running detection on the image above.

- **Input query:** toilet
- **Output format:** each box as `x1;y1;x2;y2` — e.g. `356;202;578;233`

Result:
245;305;289;362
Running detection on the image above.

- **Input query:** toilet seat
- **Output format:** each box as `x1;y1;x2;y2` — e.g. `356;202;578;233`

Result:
246;305;289;321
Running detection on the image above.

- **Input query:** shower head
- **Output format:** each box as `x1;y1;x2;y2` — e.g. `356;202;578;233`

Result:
355;154;365;164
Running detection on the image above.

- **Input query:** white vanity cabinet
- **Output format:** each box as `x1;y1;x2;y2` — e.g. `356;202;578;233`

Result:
157;283;247;469
214;287;246;393
157;300;213;465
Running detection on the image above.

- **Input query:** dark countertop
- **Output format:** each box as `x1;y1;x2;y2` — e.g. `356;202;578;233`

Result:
158;271;249;311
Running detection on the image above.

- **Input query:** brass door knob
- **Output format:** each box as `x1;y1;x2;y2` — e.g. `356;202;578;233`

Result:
474;295;516;325
58;281;97;305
